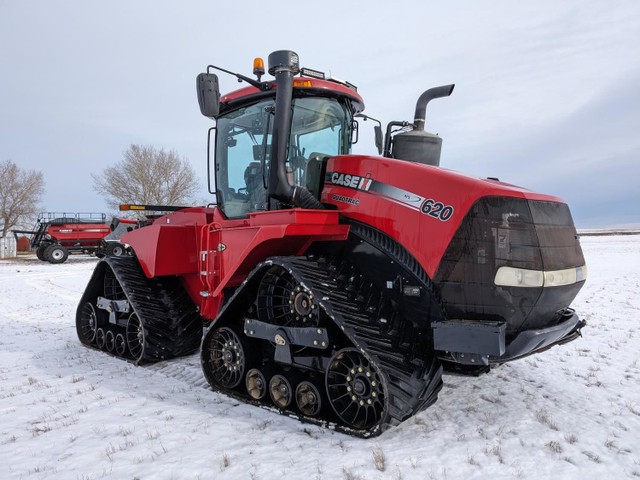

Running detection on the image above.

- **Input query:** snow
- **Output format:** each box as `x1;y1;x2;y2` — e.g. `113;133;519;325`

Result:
1;235;639;479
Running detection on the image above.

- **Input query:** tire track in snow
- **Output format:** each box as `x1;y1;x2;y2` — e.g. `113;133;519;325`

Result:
145;355;210;390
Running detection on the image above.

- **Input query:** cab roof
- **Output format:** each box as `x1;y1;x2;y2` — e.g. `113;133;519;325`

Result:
219;77;365;115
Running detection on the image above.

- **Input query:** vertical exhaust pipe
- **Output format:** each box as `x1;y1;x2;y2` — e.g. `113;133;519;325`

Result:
412;84;455;131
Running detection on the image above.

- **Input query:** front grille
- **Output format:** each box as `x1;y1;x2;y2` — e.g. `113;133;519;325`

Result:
433;196;585;338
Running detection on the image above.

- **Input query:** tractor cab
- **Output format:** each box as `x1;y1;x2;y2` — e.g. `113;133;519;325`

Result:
197;52;364;219
215;95;354;218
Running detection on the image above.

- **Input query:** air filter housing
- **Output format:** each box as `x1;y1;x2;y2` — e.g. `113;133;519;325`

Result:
390;83;454;166
392;129;443;166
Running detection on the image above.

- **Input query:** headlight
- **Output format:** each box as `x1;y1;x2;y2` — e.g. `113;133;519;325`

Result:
495;265;587;287
494;267;543;287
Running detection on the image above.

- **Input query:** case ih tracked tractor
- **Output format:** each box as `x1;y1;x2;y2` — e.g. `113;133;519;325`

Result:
76;51;587;436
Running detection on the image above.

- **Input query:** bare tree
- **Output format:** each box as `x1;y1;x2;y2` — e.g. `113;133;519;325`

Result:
91;144;200;211
0;160;45;237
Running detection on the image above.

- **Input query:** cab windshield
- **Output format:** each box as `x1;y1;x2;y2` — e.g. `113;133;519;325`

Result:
215;96;352;218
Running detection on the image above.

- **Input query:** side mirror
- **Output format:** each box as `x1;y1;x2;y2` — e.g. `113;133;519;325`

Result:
197;73;220;118
374;125;383;155
355;113;384;155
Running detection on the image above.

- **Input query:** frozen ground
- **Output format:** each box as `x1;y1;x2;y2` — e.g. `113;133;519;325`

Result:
0;235;639;480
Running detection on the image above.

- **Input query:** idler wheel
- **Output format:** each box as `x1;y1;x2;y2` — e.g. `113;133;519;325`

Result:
269;374;293;409
257;266;319;327
246;368;268;400
293;290;313;317
77;302;99;344
325;348;386;430
203;327;246;389
295;381;322;417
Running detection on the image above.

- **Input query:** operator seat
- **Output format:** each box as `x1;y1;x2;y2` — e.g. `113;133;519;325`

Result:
244;162;268;211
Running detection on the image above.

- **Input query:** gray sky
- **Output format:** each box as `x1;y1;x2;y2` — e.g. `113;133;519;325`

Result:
1;0;639;228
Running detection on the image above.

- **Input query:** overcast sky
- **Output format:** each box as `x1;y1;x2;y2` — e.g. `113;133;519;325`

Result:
1;0;638;228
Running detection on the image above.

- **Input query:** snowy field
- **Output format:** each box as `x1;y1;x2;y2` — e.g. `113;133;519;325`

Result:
0;235;639;480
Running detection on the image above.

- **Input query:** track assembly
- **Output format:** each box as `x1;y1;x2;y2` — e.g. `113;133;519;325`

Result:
75;256;202;363
201;256;443;437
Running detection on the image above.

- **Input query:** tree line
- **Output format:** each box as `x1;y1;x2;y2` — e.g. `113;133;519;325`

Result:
1;144;200;238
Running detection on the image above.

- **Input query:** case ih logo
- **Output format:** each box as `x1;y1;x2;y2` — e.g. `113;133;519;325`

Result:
326;170;454;222
330;172;373;191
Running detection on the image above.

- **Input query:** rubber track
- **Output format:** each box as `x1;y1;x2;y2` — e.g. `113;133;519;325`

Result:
202;254;443;435
275;256;443;432
87;256;202;362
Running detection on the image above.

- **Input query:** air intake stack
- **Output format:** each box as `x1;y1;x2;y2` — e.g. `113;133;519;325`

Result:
391;84;454;166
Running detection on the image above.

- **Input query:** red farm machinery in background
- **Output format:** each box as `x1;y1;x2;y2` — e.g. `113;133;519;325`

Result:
15;212;134;263
76;51;587;436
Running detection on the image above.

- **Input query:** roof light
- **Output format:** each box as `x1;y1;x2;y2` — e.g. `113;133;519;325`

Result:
300;67;325;80
253;57;265;78
293;79;312;88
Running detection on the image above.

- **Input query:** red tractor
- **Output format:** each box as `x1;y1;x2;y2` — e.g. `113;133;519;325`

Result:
76;51;587;436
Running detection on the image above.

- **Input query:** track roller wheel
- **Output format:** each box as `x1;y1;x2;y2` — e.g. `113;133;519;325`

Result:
115;333;127;356
105;330;115;352
326;348;386;430
257;266;319;327
269;374;293;409
295;381;322;417
77;302;99;345
202;327;246;389
95;328;106;349
246;368;268;400
126;313;145;362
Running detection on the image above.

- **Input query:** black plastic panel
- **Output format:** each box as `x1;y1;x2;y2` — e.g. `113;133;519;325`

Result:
433;320;506;356
433;197;585;339
529;200;585;270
